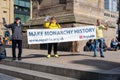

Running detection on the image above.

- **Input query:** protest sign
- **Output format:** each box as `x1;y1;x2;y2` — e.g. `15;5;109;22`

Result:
27;26;96;44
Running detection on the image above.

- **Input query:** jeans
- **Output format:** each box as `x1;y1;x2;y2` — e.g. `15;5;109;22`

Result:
112;45;117;49
94;38;104;56
90;44;94;51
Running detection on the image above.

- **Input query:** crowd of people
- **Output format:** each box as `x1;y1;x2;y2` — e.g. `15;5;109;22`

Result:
0;16;120;60
84;37;120;52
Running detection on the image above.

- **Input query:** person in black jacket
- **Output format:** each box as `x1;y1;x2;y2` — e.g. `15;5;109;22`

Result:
3;17;23;60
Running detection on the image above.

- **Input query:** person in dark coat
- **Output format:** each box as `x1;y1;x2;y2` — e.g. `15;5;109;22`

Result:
3;17;23;60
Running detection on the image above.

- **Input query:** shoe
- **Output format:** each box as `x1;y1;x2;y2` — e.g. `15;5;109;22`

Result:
100;55;104;58
54;54;59;58
12;58;16;60
47;54;51;58
18;57;22;60
93;55;97;57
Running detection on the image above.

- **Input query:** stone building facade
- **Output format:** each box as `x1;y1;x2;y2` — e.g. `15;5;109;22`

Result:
0;0;14;37
24;0;118;51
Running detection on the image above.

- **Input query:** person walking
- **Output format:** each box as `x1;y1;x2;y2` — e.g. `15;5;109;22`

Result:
3;17;23;60
44;16;61;58
94;19;108;58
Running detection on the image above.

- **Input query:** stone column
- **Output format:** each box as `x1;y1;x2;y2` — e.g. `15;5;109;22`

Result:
9;0;14;23
30;0;33;19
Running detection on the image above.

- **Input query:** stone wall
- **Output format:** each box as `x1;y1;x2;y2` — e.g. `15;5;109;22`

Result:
24;0;117;52
73;0;104;24
32;0;74;18
104;28;116;47
0;0;13;37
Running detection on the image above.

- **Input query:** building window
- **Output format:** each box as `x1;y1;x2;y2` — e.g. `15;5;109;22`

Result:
19;0;25;7
14;0;30;23
25;2;30;8
111;15;115;18
59;0;66;4
104;0;118;12
14;0;19;5
3;11;7;13
104;13;110;17
104;0;109;10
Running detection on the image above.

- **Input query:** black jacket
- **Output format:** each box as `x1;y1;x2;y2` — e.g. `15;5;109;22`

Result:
4;23;23;40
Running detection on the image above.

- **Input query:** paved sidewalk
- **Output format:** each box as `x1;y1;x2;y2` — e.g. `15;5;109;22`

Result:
5;48;120;74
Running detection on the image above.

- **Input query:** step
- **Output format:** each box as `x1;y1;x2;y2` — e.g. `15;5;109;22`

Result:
0;59;99;79
0;64;77;80
0;59;120;80
0;73;22;80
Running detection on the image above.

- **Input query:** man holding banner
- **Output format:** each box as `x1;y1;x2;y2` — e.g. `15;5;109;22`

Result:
44;16;61;58
94;19;108;58
3;17;23;60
